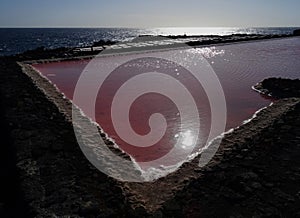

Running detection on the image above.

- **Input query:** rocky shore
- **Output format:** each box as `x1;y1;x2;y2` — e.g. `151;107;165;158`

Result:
0;57;129;217
0;38;300;217
254;77;300;98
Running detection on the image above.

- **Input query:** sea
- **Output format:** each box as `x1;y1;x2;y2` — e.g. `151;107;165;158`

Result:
0;27;298;56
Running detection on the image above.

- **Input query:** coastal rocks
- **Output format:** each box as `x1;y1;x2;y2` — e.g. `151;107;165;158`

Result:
293;29;300;36
0;59;128;217
79;201;100;216
187;34;291;47
254;77;300;98
0;203;3;216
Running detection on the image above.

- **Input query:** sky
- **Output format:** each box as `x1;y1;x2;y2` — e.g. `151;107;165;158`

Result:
0;0;300;28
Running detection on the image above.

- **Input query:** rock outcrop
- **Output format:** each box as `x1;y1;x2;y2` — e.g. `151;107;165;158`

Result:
254;77;300;98
293;29;300;36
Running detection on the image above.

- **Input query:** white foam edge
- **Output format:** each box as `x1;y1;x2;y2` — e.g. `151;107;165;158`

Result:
24;64;146;175
251;84;273;97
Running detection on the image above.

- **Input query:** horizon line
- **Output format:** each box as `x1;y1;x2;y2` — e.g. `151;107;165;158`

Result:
0;26;299;29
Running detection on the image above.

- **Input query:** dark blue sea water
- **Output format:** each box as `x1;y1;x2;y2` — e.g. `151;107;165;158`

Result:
0;27;298;56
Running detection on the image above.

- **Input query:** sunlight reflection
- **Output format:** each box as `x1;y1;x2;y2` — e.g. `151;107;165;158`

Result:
177;130;196;149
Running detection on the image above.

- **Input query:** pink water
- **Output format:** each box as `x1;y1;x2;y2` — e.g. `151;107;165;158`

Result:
32;38;300;163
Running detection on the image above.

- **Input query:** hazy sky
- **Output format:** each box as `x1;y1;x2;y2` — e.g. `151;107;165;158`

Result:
0;0;299;27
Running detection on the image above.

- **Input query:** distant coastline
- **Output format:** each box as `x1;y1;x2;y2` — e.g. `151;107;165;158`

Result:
8;33;297;63
0;27;299;56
